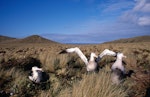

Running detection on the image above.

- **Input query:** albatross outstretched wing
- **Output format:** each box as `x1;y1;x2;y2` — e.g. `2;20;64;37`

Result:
59;47;88;65
96;49;116;62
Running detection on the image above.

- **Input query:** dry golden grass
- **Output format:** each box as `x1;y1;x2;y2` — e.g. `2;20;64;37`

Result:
59;66;129;97
38;90;52;97
0;42;150;97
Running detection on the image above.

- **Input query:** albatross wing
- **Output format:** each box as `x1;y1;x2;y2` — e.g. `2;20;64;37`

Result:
59;47;88;65
96;49;116;62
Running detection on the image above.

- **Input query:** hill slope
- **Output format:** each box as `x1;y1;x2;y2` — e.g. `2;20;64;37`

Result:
18;35;57;43
0;35;58;44
104;35;150;43
0;35;16;43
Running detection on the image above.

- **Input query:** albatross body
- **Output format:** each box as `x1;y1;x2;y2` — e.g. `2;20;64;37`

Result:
29;66;49;83
111;53;127;84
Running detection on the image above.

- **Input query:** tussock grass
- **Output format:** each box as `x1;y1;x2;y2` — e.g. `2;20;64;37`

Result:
0;67;16;77
0;63;51;97
59;66;129;97
11;69;30;96
38;90;52;97
0;42;150;97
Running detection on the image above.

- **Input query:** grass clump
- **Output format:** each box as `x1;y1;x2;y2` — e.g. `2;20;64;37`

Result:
59;67;130;97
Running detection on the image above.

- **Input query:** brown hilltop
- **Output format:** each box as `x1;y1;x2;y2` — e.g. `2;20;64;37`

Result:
104;35;150;43
18;35;57;44
0;35;58;44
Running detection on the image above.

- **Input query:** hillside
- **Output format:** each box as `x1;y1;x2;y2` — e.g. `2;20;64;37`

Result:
0;35;58;44
0;35;16;43
18;35;57;44
104;35;150;43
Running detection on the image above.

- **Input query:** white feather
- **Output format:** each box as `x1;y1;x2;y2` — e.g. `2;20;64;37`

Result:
96;49;116;62
66;47;89;65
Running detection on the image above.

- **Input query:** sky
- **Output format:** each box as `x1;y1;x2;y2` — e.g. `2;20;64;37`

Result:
0;0;150;43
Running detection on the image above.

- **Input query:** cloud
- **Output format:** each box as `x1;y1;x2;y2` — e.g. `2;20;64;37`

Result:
133;0;150;12
138;16;150;26
121;0;150;26
41;0;150;43
41;33;103;43
41;20;150;43
102;1;134;13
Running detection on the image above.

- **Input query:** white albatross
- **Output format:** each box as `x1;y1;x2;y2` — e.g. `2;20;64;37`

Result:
29;66;49;83
111;53;127;84
59;47;116;72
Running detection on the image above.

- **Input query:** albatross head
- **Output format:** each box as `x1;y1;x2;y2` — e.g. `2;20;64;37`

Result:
90;52;98;61
32;66;43;72
117;53;127;60
91;52;98;58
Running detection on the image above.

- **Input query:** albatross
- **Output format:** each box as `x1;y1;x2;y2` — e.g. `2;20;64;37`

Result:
111;53;127;84
29;66;49;83
59;47;116;72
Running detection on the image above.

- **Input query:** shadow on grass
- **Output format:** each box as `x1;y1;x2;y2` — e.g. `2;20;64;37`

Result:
1;57;42;71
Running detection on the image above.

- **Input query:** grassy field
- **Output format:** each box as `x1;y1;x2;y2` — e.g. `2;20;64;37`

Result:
0;41;150;97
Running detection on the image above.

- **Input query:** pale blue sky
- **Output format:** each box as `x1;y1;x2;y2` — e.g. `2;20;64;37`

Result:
0;0;150;43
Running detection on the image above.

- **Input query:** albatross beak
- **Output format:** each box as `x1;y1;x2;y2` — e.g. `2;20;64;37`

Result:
123;55;127;58
95;55;98;58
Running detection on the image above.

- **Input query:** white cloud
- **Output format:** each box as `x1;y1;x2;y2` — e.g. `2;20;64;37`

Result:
41;20;150;43
102;1;134;13
142;3;150;12
42;0;150;43
121;0;150;26
138;16;150;26
133;0;146;11
133;0;150;12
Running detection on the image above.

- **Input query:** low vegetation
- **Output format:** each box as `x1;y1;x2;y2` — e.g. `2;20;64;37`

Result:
0;35;150;97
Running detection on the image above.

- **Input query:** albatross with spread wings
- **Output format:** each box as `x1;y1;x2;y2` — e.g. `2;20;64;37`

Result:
59;47;116;72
